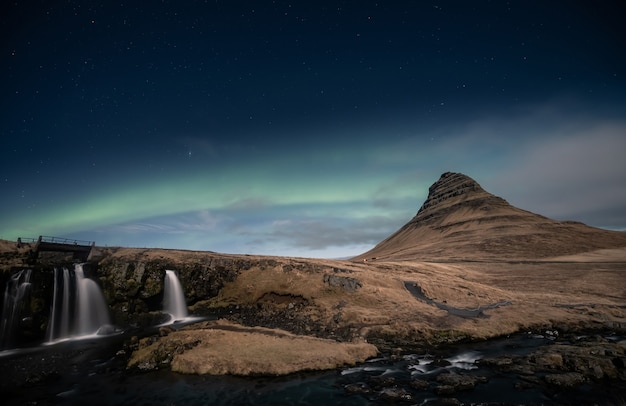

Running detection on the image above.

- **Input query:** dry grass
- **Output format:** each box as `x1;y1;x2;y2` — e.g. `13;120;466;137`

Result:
128;319;378;375
199;247;626;347
0;239;35;271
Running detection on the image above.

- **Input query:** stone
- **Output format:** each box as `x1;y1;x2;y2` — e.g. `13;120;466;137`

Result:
344;382;372;395
531;352;563;369
544;372;586;388
323;274;362;291
378;387;413;402
410;378;430;390
368;375;396;390
435;372;487;393
478;357;513;367
159;325;175;336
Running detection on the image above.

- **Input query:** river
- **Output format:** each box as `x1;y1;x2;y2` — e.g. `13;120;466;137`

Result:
1;328;624;405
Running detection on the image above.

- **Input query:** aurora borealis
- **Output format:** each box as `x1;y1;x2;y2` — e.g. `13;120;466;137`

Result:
2;1;625;257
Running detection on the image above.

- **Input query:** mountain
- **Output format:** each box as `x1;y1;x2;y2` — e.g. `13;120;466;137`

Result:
354;172;626;261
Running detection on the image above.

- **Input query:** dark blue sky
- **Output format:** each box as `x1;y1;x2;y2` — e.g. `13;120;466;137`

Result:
2;1;625;257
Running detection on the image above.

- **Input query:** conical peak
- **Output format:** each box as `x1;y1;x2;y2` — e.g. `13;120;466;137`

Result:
416;172;490;216
354;172;626;262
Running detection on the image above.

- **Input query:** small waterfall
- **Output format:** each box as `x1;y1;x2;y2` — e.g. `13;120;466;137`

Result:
46;264;112;342
74;264;111;335
0;269;33;348
47;267;72;341
163;270;188;321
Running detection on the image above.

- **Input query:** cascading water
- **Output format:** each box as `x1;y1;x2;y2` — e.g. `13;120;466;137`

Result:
47;267;71;341
0;269;33;348
74;264;111;335
163;270;188;322
46;263;112;342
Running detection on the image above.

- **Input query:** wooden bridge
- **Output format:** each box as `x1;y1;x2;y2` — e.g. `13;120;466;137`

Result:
18;236;95;262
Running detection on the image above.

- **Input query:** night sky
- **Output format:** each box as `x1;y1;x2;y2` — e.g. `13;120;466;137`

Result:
2;1;625;258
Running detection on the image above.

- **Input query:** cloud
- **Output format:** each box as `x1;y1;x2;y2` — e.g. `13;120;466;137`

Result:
227;197;272;210
422;100;626;229
245;214;404;251
486;120;626;223
371;171;428;208
362;98;626;230
98;210;229;235
109;223;178;233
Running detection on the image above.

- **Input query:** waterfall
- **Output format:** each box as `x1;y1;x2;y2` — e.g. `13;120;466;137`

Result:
74;264;111;336
46;264;112;342
0;269;33;348
163;270;188;321
47;267;72;341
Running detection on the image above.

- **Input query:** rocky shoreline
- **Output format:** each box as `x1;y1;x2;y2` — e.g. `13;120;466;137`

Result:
125;319;626;382
338;330;626;404
2;321;624;405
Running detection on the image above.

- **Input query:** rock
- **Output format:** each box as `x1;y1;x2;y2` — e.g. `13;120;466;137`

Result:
323;274;362;291
378;387;413;402
482;336;626;387
431;358;452;367
534;341;623;380
478;357;513;367
368;375;396;390
434;385;456;396
159;325;175;336
544;372;586;388
344;382;372;395
96;324;116;335
531;352;563;369
410;378;430;390
136;359;158;371
509;363;536;376
435;372;487;394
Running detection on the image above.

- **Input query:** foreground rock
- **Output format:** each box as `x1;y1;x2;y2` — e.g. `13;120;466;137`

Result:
479;333;626;390
127;319;378;375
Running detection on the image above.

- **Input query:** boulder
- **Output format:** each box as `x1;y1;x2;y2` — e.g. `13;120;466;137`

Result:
378;387;413;402
323;274;362;291
544;372;586;388
435;372;488;394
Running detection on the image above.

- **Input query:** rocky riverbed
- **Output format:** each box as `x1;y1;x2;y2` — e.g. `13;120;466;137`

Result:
1;324;624;405
339;330;626;404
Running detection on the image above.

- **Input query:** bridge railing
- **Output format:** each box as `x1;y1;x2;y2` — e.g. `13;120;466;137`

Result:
17;236;95;247
38;235;94;246
17;237;38;244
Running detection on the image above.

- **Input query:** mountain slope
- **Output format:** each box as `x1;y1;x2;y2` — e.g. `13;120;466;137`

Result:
354;172;626;261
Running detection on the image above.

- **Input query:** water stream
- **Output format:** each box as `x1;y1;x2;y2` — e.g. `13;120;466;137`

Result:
404;281;511;317
1;331;623;405
46;264;112;342
0;269;32;348
163;270;188;322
